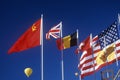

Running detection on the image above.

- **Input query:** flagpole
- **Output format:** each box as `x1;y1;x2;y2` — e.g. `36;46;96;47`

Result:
41;14;44;80
114;42;119;66
115;13;120;67
90;33;97;80
76;29;81;80
61;50;64;80
60;22;64;80
103;36;109;78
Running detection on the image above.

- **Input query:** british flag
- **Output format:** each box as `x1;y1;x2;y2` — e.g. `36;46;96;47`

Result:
46;22;62;40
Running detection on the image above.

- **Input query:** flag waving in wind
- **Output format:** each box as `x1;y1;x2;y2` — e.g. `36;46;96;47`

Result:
46;22;62;40
78;20;120;79
56;31;78;50
75;36;91;54
78;35;101;78
8;19;42;54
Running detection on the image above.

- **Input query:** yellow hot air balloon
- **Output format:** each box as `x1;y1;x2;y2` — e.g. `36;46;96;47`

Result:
24;68;33;77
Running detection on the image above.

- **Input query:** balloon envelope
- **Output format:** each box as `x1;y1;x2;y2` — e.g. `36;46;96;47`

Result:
24;68;32;77
75;72;78;76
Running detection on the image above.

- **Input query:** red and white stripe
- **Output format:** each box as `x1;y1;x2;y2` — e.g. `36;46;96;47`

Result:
78;35;101;78
79;35;120;78
115;39;120;60
46;22;62;39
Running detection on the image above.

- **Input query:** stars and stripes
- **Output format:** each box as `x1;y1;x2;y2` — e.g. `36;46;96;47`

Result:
98;21;119;49
46;22;62;39
78;35;101;78
78;21;120;78
78;36;120;78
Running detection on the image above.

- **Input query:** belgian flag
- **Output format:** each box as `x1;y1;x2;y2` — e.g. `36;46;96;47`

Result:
56;32;77;50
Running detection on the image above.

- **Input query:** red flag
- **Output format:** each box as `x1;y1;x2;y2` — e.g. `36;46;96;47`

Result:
75;36;90;54
8;19;41;54
56;38;64;50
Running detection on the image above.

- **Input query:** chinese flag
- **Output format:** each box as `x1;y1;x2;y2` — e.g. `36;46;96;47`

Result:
8;19;41;54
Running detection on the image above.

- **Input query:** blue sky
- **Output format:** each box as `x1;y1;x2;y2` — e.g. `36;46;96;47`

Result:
0;0;120;80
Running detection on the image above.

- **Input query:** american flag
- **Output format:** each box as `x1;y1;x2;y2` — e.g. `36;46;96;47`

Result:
46;22;62;39
78;21;120;78
98;21;119;49
98;21;120;68
78;35;101;78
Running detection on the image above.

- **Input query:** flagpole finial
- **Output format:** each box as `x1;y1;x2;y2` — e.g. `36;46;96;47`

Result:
76;29;79;39
41;14;43;17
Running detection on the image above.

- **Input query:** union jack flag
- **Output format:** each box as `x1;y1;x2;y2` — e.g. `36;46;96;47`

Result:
46;22;62;40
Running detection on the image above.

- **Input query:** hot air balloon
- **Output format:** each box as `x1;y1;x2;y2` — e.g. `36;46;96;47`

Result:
75;72;78;76
24;68;33;77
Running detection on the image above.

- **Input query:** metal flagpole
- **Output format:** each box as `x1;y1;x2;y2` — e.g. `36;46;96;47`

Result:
90;33;96;80
114;42;119;66
61;49;64;80
115;13;120;67
112;14;120;67
41;14;44;80
103;36;109;78
60;22;64;80
76;29;81;80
